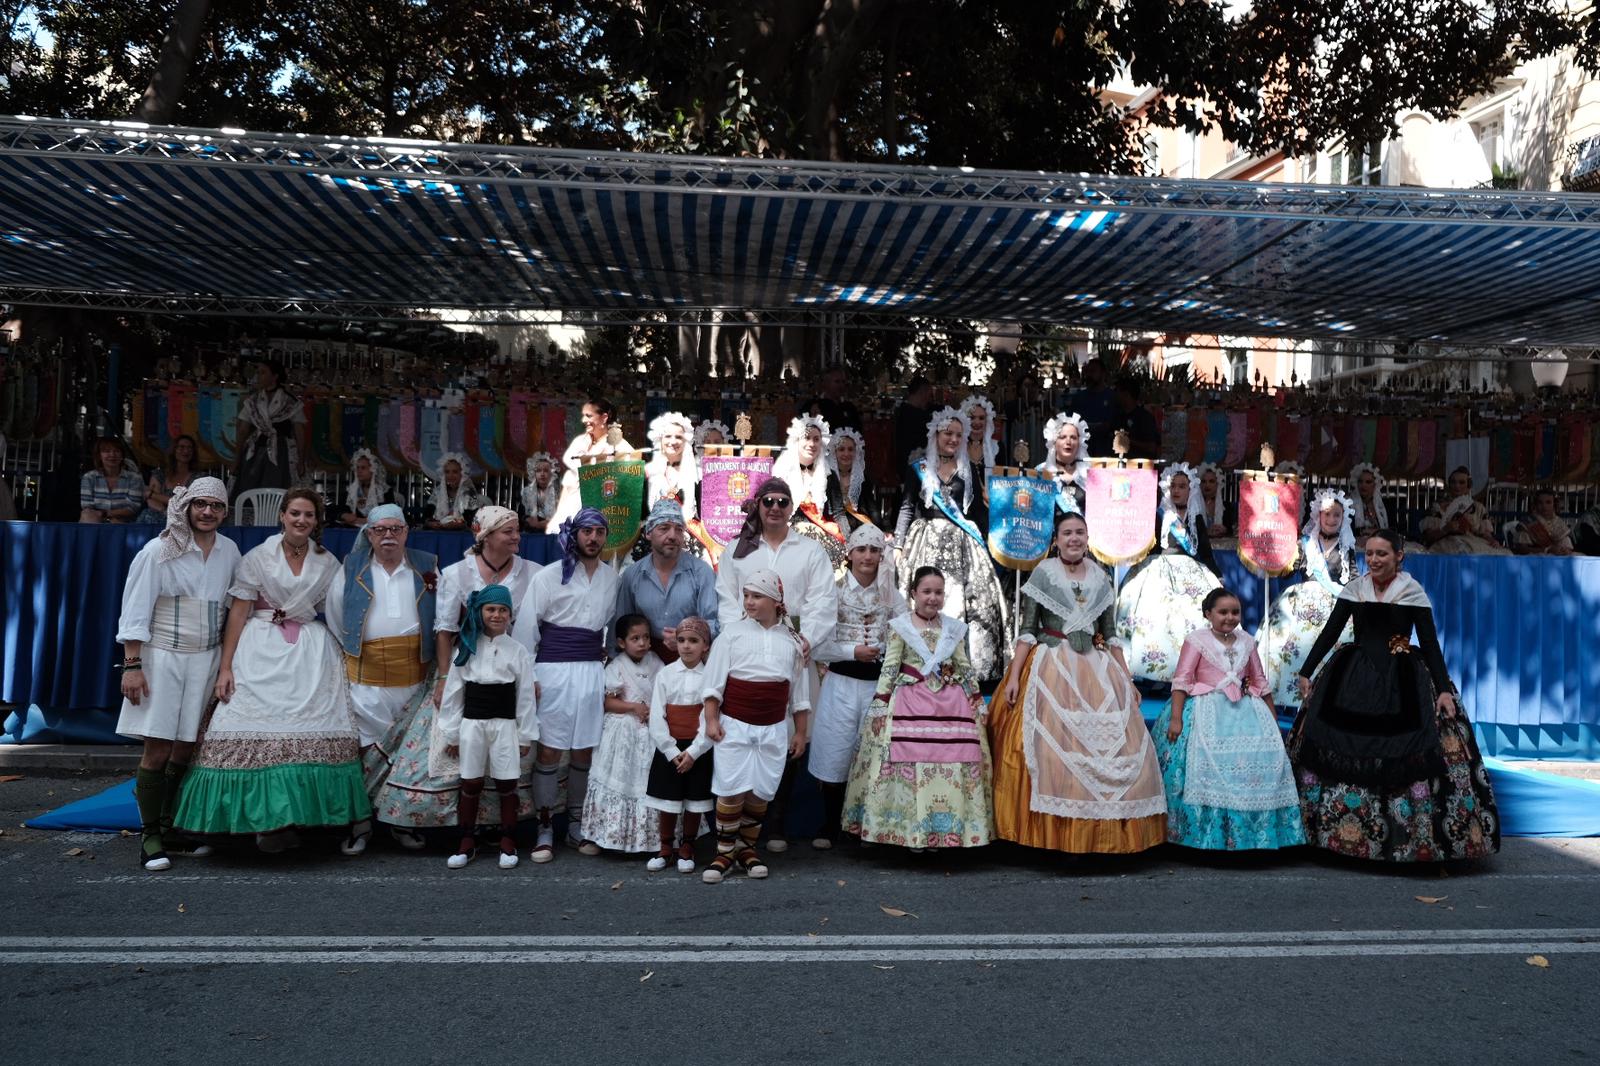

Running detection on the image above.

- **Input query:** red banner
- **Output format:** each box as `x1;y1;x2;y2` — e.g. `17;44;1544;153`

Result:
1085;465;1158;566
1237;477;1303;577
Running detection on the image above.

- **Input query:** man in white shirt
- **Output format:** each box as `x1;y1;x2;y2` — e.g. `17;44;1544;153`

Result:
713;476;838;851
116;476;240;872
325;504;439;850
514;507;619;861
326;504;438;747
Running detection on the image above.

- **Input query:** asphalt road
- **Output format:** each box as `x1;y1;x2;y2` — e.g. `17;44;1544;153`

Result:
3;772;1596;1066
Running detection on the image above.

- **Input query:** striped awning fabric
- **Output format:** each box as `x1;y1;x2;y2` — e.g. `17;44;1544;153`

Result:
2;116;1600;346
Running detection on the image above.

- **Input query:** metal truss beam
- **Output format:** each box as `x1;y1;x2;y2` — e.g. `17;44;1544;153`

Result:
5;116;1600;227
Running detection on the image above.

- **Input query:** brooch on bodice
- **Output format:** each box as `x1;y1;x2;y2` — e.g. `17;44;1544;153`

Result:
1388;635;1413;656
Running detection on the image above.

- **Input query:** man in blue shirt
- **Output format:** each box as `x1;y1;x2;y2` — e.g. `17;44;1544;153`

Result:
614;499;720;662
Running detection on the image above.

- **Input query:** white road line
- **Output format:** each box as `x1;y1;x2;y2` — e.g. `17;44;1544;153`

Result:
3;942;1599;965
3;929;1598;949
50;870;1600;887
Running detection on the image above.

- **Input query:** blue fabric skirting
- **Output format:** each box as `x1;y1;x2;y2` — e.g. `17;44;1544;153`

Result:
1;523;558;742
4;526;1599;761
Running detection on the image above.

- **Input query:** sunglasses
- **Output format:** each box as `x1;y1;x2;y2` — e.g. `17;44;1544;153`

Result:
760;495;792;509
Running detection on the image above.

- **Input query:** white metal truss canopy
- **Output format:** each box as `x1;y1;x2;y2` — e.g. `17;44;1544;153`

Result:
2;115;1600;347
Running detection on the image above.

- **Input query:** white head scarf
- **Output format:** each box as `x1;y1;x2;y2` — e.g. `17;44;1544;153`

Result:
158;476;229;563
644;411;700;521
1348;462;1389;529
827;426;866;507
1160;463;1204;544
1193;462;1226;528
1303;488;1356;554
694;419;732;458
844;522;899;606
431;450;478;521
345;448;388;516
962;395;1000;470
1040;411;1091;485
921;406;975;513
772;414;833;508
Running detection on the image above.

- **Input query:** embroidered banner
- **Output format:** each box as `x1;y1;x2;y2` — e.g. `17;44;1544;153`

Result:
1237;476;1303;577
986;469;1057;570
699;452;775;545
578;455;647;561
1085;465;1158;566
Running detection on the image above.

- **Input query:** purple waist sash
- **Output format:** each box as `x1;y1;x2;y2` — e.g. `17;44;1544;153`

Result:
537;621;604;663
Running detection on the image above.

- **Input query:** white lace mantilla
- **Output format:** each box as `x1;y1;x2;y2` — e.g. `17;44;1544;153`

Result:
1022;558;1113;635
888;613;966;680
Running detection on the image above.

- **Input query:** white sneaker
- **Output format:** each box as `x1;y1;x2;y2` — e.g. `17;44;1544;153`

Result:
811;837;833;850
339;832;370;857
447;849;474;869
676;855;696;874
498;850;519;870
531;825;555;864
142;853;172;872
766;838;789;853
646;854;670;872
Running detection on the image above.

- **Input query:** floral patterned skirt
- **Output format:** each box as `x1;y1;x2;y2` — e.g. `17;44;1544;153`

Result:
1255;580;1351;709
842;695;994;849
1291;708;1500;863
362;682;537;829
581;712;659;853
1115;554;1221;682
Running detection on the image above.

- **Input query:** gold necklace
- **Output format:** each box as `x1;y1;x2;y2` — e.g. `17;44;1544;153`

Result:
283;538;308;560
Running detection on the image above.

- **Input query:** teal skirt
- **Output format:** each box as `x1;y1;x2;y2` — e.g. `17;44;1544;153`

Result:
176;761;372;835
1151;692;1306;851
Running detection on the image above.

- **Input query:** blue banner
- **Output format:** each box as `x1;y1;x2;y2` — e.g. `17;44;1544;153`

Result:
986;469;1057;570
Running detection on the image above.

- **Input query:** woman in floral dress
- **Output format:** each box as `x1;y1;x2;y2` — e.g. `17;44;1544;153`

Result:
1289;529;1499;862
1256;489;1359;709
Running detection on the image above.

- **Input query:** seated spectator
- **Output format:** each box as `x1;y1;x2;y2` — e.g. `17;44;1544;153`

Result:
140;434;201;524
1516;488;1574;556
79;437;147;524
1420;467;1510;555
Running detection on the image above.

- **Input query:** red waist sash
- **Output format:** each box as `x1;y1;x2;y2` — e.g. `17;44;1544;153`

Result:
721;677;790;726
665;702;702;740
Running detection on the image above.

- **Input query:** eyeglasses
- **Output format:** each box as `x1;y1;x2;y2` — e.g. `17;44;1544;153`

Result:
369;525;407;535
760;495;792;509
190;501;226;513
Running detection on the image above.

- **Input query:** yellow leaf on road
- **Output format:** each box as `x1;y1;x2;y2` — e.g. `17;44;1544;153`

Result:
1414;895;1448;904
1526;955;1550;968
879;905;918;919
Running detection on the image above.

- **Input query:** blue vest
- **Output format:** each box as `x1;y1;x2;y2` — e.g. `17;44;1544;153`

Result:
338;547;437;663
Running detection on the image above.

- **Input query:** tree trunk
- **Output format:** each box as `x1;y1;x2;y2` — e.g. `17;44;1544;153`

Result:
134;0;211;124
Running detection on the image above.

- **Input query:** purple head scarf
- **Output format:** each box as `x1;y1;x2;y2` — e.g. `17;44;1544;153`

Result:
557;506;609;583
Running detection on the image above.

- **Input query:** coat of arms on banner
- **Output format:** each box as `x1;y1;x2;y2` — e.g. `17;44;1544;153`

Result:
1237;475;1303;577
578;456;646;561
700;453;775;545
986;469;1056;570
1085;464;1158;566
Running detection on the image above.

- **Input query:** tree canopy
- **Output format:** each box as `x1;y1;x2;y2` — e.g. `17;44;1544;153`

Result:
3;1;1596;172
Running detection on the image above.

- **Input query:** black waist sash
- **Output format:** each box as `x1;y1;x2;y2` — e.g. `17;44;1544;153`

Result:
463;681;517;720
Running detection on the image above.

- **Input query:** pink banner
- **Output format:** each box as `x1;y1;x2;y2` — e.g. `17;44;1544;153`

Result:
1085;466;1158;566
1238;478;1304;576
699;453;775;545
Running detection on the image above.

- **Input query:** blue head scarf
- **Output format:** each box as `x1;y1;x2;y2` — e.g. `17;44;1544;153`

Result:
557;507;609;584
454;584;514;666
344;503;408;576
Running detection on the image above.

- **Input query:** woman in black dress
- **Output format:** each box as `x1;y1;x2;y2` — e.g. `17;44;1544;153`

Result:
1290;529;1499;862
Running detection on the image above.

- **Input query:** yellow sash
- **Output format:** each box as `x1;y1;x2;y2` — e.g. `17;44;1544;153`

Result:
345;636;428;687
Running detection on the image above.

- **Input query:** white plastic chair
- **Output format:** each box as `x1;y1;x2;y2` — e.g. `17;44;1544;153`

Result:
235;488;286;527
